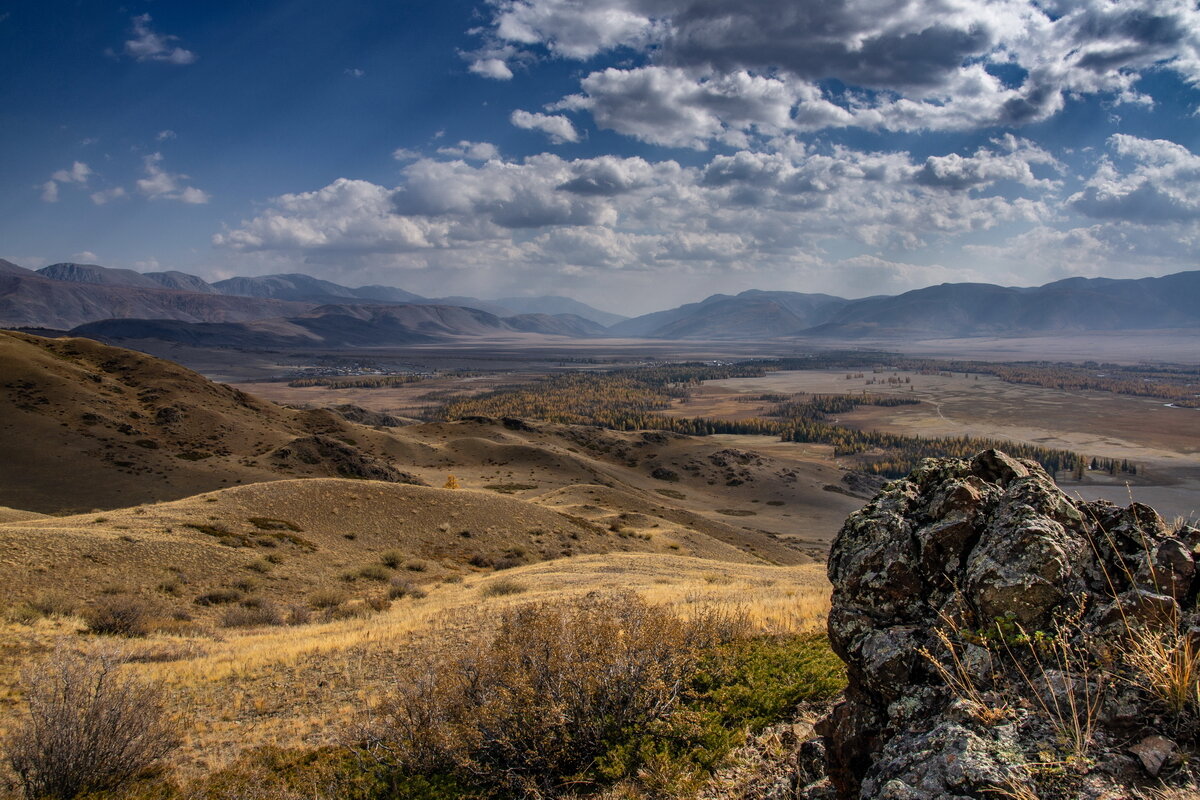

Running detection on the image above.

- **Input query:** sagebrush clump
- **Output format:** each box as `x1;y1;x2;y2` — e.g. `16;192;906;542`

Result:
83;595;152;637
360;594;743;794
4;649;180;799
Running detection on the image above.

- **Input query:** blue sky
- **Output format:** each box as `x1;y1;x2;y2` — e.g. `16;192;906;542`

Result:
2;0;1199;314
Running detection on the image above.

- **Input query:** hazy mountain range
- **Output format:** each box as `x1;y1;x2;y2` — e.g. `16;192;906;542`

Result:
3;258;1199;343
0;260;624;331
615;273;1200;339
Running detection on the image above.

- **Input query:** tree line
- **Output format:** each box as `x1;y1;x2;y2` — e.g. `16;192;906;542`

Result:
430;365;1089;479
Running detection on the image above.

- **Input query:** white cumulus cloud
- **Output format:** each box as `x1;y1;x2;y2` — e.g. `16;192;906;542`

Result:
469;57;515;79
435;141;502;161
90;187;127;205
1070;134;1200;223
510;110;580;143
136;153;210;203
122;14;196;65
213;144;1064;296
41;161;92;202
467;0;1200;143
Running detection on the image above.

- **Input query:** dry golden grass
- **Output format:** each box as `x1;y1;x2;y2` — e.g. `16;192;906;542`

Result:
0;478;753;627
0;554;831;779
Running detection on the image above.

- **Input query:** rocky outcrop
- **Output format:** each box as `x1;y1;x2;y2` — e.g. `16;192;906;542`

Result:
811;450;1199;799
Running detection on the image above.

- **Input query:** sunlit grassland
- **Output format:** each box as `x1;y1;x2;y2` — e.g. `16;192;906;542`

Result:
0;554;832;779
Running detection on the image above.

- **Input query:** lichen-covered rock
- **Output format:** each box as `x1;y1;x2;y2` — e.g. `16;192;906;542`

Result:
815;450;1198;800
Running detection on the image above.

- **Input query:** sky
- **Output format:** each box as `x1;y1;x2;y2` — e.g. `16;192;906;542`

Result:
2;0;1199;315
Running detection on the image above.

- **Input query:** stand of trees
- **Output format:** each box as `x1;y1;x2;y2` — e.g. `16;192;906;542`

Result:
287;374;430;389
760;352;1200;407
432;365;1086;480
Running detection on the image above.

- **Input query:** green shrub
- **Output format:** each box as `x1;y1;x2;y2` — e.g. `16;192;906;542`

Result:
184;745;462;800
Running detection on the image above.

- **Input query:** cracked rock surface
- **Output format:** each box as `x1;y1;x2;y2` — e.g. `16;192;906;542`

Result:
808;450;1199;800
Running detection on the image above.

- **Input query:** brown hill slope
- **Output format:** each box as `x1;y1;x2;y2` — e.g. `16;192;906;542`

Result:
1;331;856;561
0;331;427;512
0;478;754;624
348;417;857;563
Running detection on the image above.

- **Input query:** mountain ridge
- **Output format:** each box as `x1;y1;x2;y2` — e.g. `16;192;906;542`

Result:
0;260;625;329
613;271;1200;339
5;257;1200;340
70;302;607;348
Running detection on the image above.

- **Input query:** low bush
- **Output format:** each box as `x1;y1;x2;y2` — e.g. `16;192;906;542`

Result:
355;595;845;798
220;603;284;629
248;517;303;532
194;588;243;606
388;578;427;600
365;596;392;613
479;578;526;597
4;603;42;626
157;578;183;596
380;550;405;569
358;565;392;582
309;588;347;610
3;649;180;799
327;600;384;621
27;593;75;618
364;595;697;790
82;595;152;637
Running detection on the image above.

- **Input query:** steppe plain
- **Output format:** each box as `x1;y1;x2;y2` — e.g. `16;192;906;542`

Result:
1;327;1198;793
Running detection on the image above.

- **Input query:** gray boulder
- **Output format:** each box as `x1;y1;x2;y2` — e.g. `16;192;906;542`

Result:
814;450;1197;799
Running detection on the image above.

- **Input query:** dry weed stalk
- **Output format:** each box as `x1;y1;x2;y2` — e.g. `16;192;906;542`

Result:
1131;782;1200;800
1001;617;1106;762
1078;498;1200;719
1121;626;1200;715
982;770;1042;800
918;623;1011;725
921;606;1105;760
